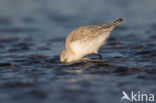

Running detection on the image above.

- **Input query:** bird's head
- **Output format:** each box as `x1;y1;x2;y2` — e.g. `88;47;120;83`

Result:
60;50;68;63
60;50;78;64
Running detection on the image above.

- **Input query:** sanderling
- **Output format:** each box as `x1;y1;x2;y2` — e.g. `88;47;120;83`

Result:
60;18;123;63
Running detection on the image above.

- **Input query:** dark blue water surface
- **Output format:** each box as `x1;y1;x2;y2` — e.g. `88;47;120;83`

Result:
0;0;156;103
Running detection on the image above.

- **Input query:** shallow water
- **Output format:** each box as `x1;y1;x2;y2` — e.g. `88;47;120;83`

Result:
0;0;156;103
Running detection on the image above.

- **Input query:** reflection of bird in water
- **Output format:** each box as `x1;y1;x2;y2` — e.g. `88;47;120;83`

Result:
60;18;123;64
121;91;131;101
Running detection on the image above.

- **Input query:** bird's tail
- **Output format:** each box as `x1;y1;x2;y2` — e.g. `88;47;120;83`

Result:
111;18;123;26
100;18;123;29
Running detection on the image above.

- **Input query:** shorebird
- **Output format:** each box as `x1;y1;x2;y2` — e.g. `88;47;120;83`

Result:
60;18;123;63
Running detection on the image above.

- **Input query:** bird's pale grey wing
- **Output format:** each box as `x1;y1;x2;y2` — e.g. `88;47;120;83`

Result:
66;24;112;46
66;26;99;43
67;17;123;43
68;18;123;43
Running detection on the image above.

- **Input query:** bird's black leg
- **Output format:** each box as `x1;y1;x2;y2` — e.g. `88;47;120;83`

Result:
94;53;102;59
87;53;102;59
